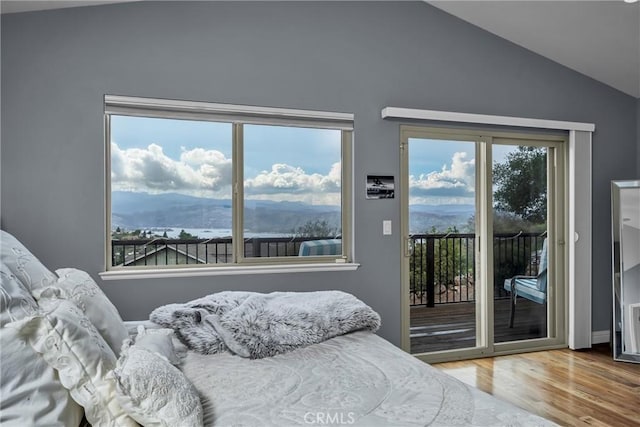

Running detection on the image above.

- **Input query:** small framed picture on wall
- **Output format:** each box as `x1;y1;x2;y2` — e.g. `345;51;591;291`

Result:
366;175;394;199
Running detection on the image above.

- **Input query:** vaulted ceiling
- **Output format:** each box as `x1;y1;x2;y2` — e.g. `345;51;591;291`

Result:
428;1;640;98
2;0;639;98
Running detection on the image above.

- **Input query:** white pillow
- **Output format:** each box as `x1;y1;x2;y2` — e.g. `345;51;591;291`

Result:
0;326;83;427
33;267;128;356
0;262;39;327
0;230;57;293
113;340;203;427
132;326;182;366
7;298;138;427
0;263;83;426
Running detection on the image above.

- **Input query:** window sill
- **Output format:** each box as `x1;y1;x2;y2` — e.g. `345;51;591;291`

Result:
99;262;360;281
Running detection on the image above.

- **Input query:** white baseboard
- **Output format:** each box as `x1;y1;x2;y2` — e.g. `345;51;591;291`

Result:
591;330;610;345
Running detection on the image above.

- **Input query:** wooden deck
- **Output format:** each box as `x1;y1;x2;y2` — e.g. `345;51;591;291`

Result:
410;297;547;354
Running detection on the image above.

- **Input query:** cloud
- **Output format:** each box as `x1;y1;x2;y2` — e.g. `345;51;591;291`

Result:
409;152;475;200
111;142;341;204
244;162;341;196
111;142;232;194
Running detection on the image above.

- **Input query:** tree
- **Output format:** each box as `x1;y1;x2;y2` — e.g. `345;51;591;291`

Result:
293;219;338;238
493;147;547;224
491;211;546;234
410;226;473;304
179;229;198;239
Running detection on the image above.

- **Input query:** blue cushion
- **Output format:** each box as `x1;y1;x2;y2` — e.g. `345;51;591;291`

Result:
298;239;342;256
503;238;548;305
504;278;546;304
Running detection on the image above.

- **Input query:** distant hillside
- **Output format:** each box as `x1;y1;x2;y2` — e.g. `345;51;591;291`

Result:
111;191;340;233
112;192;473;234
112;191;230;213
409;204;474;233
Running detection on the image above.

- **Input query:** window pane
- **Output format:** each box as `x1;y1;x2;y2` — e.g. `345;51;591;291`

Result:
110;115;233;267
407;137;477;354
492;144;549;343
243;124;342;258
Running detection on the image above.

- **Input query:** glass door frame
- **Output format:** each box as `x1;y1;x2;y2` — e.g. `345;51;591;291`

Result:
400;125;568;363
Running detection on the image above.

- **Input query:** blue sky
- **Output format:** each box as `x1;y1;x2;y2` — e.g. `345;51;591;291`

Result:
111;116;232;159
110;115;341;205
111;116;516;206
408;138;515;205
408;138;476;205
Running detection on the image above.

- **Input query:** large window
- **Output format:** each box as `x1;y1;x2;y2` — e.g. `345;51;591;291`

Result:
105;95;353;271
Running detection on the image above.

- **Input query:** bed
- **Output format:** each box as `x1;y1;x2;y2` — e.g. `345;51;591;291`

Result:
0;230;557;426
179;330;555;426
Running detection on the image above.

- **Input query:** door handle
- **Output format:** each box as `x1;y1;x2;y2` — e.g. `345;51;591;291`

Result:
404;237;414;257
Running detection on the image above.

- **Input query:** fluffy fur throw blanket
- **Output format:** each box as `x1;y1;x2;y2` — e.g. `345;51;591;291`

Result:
149;291;381;359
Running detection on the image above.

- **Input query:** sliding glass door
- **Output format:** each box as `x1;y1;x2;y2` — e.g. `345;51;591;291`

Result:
401;126;566;362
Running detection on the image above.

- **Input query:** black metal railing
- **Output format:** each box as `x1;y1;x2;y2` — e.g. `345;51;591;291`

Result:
113;232;546;308
409;232;546;307
111;236;334;267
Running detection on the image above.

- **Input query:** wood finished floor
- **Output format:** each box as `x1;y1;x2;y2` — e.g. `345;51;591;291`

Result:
433;345;640;426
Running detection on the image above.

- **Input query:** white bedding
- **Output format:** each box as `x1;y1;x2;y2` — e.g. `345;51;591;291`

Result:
180;331;556;427
0;230;553;427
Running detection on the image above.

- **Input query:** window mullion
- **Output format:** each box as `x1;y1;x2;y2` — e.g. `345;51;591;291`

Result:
233;122;244;264
478;137;494;351
341;130;353;260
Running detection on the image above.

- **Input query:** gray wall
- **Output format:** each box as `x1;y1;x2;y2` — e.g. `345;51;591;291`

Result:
2;1;637;345
637;98;640;175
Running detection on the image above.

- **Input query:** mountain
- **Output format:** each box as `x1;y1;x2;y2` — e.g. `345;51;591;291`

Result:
410;204;475;214
112;191;231;213
409;204;474;233
112;192;474;234
111;192;340;233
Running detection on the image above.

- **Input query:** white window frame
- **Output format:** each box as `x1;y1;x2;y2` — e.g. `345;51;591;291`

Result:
384;106;594;350
399;125;567;362
101;95;357;280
